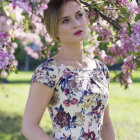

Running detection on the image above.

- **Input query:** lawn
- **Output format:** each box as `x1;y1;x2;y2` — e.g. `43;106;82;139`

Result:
0;71;140;140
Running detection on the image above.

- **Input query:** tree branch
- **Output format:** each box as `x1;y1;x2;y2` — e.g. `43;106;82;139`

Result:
79;0;122;30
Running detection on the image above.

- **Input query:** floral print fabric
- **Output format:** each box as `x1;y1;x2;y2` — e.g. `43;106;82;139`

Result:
31;58;110;140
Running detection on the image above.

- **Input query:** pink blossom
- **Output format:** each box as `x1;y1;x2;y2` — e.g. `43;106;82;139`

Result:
0;70;8;78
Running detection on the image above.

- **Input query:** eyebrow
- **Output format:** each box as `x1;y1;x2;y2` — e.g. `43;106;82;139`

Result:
59;10;82;21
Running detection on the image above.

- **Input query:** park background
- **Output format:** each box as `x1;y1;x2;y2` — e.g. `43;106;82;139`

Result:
0;48;140;140
0;0;140;139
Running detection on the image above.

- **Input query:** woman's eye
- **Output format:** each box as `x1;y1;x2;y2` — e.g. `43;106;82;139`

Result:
62;19;69;23
77;13;83;18
62;13;83;24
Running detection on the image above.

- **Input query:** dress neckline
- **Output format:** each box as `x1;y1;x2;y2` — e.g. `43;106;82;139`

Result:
49;57;98;71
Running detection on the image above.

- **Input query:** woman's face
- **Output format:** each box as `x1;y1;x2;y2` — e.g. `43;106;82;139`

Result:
57;1;89;44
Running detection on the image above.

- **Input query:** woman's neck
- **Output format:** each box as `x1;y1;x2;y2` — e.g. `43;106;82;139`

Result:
57;44;85;62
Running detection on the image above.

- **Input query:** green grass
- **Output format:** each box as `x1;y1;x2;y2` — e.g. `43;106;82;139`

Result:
0;71;140;140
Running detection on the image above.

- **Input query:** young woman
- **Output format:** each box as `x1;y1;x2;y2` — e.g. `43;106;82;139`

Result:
21;0;115;140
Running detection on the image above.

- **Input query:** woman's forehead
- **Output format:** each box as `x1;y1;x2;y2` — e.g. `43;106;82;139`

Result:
60;1;82;17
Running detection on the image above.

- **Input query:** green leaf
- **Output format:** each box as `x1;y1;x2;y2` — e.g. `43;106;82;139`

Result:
120;7;128;15
13;66;18;74
24;20;29;31
0;70;2;75
115;37;120;42
97;36;102;41
10;13;14;20
2;1;9;7
0;6;4;14
5;69;10;75
107;42;112;47
122;13;130;22
91;15;98;23
135;14;140;21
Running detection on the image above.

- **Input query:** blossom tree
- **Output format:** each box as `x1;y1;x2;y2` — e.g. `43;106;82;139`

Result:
0;0;140;89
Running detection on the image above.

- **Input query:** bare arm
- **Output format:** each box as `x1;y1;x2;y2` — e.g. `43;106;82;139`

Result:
101;103;115;140
21;82;54;140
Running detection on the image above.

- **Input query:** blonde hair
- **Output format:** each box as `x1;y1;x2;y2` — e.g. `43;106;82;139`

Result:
43;0;85;43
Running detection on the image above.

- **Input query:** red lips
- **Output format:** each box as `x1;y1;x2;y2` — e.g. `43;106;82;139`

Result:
74;30;83;35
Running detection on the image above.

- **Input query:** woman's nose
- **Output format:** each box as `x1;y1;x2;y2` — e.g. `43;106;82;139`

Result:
72;19;80;29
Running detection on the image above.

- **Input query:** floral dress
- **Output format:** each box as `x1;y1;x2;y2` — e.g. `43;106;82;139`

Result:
31;57;110;140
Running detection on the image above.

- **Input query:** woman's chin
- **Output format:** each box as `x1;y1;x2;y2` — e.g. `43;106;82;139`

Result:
61;34;86;43
71;38;85;43
73;34;86;41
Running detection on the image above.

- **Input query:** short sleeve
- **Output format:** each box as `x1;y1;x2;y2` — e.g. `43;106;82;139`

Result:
94;59;111;86
31;63;58;89
102;63;111;84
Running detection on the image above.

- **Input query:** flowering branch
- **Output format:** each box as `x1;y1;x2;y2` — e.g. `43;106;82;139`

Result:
79;0;122;30
0;0;140;89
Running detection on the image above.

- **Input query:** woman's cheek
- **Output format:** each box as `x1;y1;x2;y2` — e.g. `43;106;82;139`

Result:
62;27;71;34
